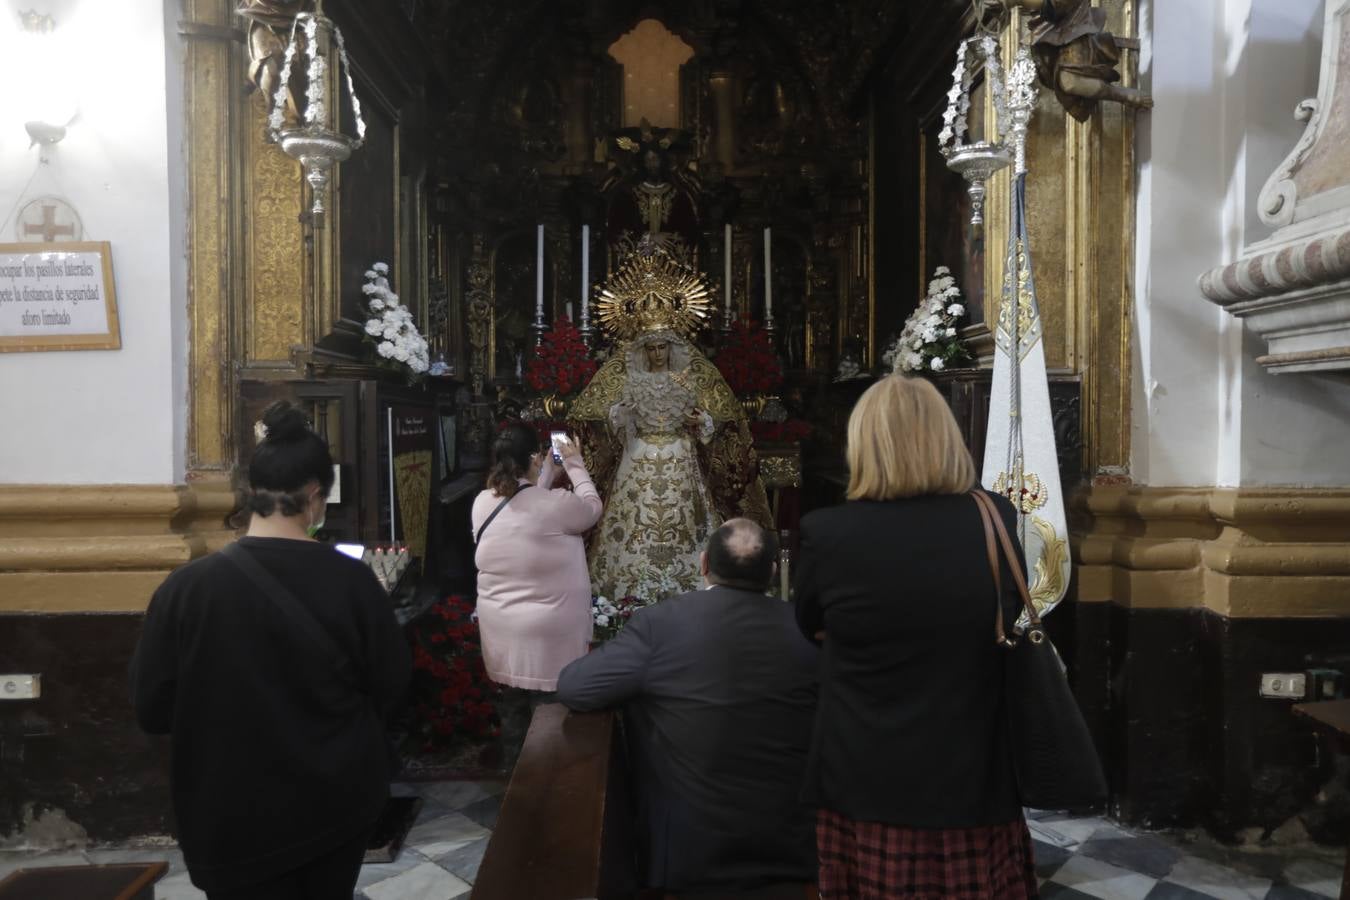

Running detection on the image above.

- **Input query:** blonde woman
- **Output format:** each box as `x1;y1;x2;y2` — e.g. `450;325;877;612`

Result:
794;375;1037;900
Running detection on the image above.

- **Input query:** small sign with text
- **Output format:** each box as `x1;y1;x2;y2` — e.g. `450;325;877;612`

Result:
0;242;121;352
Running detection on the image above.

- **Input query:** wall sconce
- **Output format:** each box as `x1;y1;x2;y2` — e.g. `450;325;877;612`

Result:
17;10;78;148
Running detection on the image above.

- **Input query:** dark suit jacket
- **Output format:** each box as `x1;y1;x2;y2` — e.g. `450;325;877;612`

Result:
794;491;1026;828
557;585;819;893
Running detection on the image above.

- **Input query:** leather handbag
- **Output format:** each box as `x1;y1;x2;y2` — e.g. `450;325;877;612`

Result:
971;490;1108;810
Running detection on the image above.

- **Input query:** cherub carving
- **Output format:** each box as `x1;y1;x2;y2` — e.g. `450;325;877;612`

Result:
236;0;308;126
982;0;1152;121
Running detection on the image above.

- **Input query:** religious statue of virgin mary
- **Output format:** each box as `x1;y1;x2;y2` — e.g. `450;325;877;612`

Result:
569;240;772;601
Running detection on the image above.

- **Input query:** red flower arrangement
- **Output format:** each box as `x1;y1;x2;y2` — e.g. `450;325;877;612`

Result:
751;419;812;442
715;320;783;396
525;317;598;397
406;595;501;751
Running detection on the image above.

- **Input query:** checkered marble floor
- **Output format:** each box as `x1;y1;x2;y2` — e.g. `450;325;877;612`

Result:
1026;809;1344;900
0;790;1342;899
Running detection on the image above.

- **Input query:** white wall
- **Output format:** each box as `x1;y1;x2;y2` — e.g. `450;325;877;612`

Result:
0;0;184;485
1133;0;1227;486
1135;0;1350;487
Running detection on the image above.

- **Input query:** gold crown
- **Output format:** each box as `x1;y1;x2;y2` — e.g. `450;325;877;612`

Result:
593;240;712;342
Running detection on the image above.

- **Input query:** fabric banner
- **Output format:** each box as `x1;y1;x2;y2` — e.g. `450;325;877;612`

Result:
390;407;433;560
981;172;1071;618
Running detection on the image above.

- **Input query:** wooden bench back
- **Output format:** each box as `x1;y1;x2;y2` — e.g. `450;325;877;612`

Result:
470;703;635;900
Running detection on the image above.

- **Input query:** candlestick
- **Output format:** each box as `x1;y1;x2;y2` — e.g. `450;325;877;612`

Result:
723;224;733;331
763;227;774;333
533;224;546;345
580;224;592;344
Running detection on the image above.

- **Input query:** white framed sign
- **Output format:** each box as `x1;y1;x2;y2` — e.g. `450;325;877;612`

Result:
0;242;120;352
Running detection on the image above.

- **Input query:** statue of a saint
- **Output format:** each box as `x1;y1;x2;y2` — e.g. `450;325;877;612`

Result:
983;0;1152;121
602;120;701;254
236;1;308;125
570;241;772;601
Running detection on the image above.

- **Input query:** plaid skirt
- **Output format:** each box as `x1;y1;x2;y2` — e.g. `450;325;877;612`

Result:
816;808;1038;900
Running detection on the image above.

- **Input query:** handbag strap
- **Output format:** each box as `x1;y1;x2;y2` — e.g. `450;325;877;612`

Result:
221;542;353;681
474;484;530;545
973;491;1007;645
971;490;1043;643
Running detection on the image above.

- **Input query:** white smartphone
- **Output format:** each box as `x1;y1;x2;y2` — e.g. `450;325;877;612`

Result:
550;431;567;463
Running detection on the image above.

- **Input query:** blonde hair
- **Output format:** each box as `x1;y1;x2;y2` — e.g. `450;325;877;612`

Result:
846;375;977;500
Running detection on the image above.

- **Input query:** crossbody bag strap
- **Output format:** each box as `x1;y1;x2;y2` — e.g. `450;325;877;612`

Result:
971;490;1008;645
971;490;1043;633
221;542;353;681
474;484;531;545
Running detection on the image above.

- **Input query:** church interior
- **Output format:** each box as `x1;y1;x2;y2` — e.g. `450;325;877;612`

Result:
3;0;1350;897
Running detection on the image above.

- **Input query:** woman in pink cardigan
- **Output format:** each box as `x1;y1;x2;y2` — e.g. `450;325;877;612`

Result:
471;422;603;692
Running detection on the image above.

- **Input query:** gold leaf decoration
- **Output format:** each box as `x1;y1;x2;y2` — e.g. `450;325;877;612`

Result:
593;242;713;342
1028;515;1069;618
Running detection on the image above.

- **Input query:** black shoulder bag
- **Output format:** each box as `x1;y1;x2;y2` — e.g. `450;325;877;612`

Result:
474;485;530;544
972;489;1107;811
221;542;355;688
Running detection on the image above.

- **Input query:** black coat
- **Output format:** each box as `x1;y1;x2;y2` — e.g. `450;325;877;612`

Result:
557;586;819;893
794;491;1025;828
129;537;411;893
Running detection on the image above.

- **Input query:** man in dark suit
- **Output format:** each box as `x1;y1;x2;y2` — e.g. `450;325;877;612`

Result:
557;519;819;896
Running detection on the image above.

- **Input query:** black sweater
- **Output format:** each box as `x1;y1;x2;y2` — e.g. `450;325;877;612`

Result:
129;537;411;892
794;491;1025;828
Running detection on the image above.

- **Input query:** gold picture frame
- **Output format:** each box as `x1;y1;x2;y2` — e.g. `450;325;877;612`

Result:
0;241;120;352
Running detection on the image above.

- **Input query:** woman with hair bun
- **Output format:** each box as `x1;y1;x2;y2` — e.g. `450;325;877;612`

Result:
471;421;603;692
130;400;411;900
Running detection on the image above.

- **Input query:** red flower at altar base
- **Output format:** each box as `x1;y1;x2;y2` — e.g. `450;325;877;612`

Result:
406;594;502;749
715;320;783;396
525;317;598;397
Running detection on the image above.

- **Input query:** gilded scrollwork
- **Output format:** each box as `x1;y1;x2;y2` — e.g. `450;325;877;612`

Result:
465;234;492;396
995;240;1043;362
1026;514;1070;618
248;92;305;362
758;452;802;489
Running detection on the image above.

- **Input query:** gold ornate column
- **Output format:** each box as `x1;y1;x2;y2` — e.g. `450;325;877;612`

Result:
708;67;738;174
181;0;246;475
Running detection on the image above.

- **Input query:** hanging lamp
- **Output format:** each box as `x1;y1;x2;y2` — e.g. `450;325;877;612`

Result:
938;34;1012;227
266;0;366;219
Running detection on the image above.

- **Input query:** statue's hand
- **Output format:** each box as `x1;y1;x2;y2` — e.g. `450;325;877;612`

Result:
683;408;704;430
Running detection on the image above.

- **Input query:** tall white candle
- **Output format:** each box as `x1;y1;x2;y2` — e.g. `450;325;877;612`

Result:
536;224;545;321
566;301;574;322
724;224;732;319
763;227;772;320
580;224;590;325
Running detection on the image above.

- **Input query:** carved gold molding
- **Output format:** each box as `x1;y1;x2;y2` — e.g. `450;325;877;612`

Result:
0;483;237;613
1073;485;1350;617
182;0;244;473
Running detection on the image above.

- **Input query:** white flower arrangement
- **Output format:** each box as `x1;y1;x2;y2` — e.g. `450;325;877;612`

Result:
591;594;645;642
882;266;971;374
361;262;430;375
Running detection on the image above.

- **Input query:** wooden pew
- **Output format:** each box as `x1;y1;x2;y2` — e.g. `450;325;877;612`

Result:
471;703;636;900
1293;700;1350;900
0;862;167;900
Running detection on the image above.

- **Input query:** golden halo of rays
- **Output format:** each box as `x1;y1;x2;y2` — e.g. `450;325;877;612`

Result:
593;248;712;342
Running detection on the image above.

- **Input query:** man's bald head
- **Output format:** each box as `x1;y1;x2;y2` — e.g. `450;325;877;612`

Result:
703;518;778;592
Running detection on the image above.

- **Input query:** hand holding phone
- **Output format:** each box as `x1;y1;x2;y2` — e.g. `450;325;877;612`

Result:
550;431;567;464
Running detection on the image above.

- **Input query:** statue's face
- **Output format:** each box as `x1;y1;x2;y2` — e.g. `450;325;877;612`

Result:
645;340;671;370
643;149;661;177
